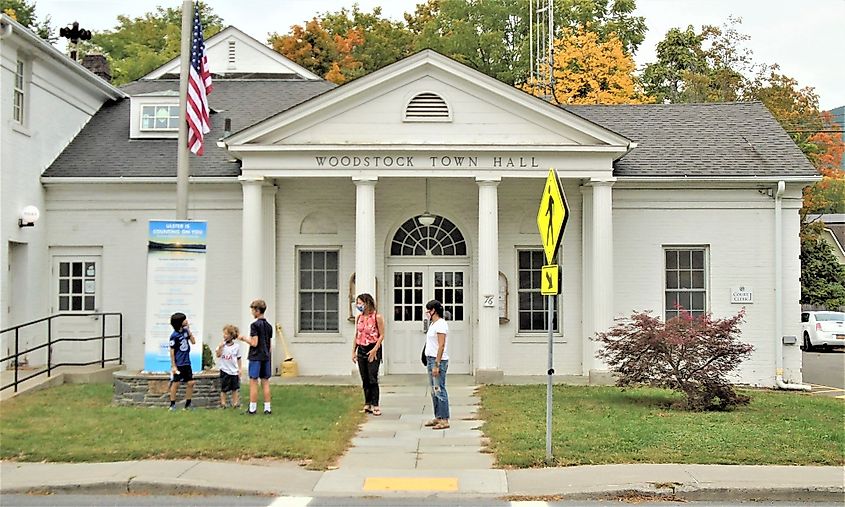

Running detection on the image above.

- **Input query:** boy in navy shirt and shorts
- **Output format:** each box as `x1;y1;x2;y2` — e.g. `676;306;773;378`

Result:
168;312;196;410
239;299;273;415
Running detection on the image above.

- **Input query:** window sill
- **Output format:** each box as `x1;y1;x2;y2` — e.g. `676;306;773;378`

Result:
10;122;31;137
512;333;567;344
292;333;345;344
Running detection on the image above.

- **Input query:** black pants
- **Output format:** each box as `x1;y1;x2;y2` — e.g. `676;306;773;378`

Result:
356;343;381;406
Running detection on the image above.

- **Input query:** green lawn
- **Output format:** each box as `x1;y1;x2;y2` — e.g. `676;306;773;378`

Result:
479;385;844;468
0;384;364;469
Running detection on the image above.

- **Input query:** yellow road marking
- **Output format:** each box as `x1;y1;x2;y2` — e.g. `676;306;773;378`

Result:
363;477;459;492
810;388;845;394
809;383;843;391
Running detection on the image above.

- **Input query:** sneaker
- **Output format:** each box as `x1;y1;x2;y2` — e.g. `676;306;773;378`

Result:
169;405;178;412
263;409;272;415
184;405;195;411
232;403;241;409
245;410;257;416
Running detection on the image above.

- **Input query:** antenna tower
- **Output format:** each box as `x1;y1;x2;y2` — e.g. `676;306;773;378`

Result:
528;0;554;100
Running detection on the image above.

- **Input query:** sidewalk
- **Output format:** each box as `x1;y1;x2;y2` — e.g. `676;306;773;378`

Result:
1;378;843;501
1;460;842;500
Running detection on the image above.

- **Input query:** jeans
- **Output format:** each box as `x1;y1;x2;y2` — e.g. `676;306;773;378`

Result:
426;356;449;420
357;343;381;406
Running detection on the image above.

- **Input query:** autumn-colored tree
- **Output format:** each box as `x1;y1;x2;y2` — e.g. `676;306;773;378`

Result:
522;27;649;105
269;6;412;84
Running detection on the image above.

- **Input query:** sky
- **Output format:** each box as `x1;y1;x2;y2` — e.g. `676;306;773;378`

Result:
34;0;845;109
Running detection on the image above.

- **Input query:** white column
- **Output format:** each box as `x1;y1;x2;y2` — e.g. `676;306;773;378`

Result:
240;177;265;336
354;177;377;297
476;177;502;382
586;179;614;378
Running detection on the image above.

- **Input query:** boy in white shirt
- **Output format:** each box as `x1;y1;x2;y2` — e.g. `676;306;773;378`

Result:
215;324;242;409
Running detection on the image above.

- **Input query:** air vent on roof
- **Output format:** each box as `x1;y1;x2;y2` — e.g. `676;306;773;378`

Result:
227;40;236;69
404;92;451;122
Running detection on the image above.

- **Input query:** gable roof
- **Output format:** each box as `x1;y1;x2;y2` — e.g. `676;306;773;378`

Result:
44;79;334;178
142;26;319;80
565;101;817;178
225;49;632;148
43;50;817;180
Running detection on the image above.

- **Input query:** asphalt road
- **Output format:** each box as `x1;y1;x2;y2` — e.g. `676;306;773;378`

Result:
3;496;842;507
802;349;845;390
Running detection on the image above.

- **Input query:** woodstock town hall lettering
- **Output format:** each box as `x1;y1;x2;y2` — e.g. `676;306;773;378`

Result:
314;155;541;169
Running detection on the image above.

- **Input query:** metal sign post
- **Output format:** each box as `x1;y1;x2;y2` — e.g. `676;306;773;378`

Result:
536;168;569;463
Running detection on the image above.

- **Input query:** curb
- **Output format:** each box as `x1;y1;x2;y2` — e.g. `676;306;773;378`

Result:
5;482;844;502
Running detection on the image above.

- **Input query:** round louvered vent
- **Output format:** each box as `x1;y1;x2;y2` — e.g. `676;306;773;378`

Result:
404;92;451;122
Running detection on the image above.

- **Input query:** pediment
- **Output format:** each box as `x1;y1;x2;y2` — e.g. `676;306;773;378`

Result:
143;26;319;80
226;50;630;150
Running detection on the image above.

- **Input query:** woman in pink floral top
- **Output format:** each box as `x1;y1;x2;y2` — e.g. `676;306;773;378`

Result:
351;293;385;415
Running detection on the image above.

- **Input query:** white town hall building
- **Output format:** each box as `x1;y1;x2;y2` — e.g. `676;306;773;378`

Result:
1;18;818;386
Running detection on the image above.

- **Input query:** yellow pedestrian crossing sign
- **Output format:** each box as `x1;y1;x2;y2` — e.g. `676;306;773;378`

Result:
536;168;570;264
541;265;560;295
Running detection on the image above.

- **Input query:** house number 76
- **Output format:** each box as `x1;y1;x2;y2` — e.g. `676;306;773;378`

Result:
482;295;495;307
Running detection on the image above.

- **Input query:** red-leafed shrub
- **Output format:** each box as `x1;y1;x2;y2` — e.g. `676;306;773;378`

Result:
595;309;754;411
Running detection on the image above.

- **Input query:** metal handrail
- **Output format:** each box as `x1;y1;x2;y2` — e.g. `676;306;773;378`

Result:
1;312;123;393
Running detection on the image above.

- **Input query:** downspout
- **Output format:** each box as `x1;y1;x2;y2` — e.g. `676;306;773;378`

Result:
774;180;811;391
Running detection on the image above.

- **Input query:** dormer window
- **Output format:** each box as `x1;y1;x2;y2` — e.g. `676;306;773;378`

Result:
404;92;451;122
140;105;180;131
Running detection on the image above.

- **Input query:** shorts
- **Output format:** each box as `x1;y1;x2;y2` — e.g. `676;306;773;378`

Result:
220;371;240;392
248;359;271;380
170;364;193;383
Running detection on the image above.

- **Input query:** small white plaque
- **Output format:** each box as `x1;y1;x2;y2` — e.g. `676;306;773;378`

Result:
731;286;753;304
482;295;495;307
84;280;96;294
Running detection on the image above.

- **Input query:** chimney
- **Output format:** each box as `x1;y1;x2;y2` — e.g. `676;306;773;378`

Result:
81;53;111;83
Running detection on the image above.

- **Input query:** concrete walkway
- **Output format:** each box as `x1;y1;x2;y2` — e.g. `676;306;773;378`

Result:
316;375;506;494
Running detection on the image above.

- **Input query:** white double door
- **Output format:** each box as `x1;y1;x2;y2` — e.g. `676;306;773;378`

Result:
386;265;471;374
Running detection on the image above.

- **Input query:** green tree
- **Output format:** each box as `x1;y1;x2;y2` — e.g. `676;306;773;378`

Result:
800;233;845;309
641;17;755;103
408;0;646;85
89;2;223;85
1;0;54;41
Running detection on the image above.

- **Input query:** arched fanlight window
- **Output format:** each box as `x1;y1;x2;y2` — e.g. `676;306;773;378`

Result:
390;215;466;256
404;92;451;122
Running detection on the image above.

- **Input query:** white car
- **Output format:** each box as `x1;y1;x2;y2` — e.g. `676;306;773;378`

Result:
801;311;845;351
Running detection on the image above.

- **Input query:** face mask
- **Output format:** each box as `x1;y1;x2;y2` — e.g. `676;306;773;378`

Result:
356;304;365;313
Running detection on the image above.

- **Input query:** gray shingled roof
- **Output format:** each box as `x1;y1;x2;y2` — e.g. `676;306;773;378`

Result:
45;79;335;178
564;101;817;177
46;80;816;179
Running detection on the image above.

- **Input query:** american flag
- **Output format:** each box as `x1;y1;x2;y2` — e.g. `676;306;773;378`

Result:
187;1;212;156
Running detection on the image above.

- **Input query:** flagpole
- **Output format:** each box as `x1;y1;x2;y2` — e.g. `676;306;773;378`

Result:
176;0;193;220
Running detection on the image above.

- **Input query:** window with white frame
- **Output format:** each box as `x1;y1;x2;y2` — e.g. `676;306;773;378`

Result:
517;249;558;332
140;105;180;131
13;59;25;124
58;260;97;312
298;250;339;332
664;247;707;320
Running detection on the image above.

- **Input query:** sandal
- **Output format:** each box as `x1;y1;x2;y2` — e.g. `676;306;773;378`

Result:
360;405;372;414
432;421;450;430
424;419;439;427
371;407;382;416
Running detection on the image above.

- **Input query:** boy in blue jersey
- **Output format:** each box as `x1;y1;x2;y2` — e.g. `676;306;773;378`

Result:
168;312;196;411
